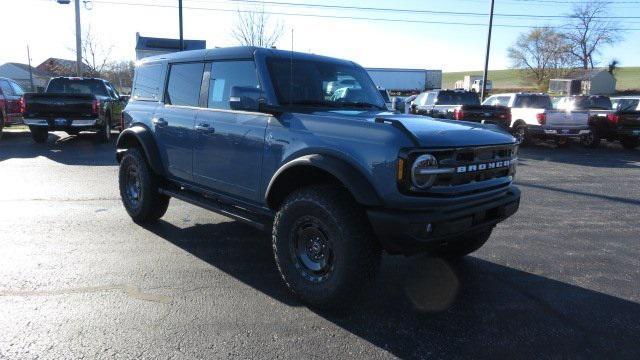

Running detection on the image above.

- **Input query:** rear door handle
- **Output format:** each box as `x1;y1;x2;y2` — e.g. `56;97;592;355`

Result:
152;118;167;127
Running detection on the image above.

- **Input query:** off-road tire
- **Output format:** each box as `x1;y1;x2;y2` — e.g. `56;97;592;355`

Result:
581;130;601;149
119;147;170;223
430;229;493;259
97;116;111;143
29;126;48;143
620;136;640;150
272;185;381;310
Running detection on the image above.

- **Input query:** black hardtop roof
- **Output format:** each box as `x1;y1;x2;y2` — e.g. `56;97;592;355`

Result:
138;46;357;67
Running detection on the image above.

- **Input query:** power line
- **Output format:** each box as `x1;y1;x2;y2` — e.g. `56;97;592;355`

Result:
85;0;640;31
211;0;640;19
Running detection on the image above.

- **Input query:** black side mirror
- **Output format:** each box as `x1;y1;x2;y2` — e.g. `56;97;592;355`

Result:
229;86;264;112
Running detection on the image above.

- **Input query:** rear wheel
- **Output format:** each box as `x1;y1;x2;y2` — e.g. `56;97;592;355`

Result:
620;136;640;150
272;185;381;310
97;116;111;143
119;147;170;223
580;130;600;148
29;126;48;143
513;123;529;145
430;229;493;259
555;137;570;147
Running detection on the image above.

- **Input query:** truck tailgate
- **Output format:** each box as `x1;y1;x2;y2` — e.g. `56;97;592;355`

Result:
545;111;589;128
23;93;96;119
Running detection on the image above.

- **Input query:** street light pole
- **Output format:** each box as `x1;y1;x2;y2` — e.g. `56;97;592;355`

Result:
480;0;495;102
178;0;184;51
74;0;82;76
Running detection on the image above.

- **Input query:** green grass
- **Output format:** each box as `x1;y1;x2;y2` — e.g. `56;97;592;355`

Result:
442;67;640;91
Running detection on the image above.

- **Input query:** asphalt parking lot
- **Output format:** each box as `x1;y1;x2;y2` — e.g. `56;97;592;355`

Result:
1;129;639;359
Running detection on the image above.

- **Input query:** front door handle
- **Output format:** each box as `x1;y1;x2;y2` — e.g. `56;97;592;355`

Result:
152;118;168;127
195;123;214;133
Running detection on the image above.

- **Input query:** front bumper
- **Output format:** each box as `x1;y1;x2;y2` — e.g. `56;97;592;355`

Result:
24;118;98;130
367;186;521;254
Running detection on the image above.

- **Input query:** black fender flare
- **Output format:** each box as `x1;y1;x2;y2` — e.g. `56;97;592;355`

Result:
265;154;382;208
115;125;165;176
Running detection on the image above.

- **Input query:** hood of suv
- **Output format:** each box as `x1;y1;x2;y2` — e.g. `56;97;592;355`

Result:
311;110;516;148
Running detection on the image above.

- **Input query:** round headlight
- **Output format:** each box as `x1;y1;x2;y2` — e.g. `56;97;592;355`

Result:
411;154;438;189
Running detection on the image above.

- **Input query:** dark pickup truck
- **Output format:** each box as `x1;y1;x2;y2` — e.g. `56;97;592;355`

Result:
412;89;511;129
595;110;640;149
22;77;125;143
116;46;520;309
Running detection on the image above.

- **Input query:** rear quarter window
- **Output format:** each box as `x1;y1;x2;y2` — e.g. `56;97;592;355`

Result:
132;63;163;101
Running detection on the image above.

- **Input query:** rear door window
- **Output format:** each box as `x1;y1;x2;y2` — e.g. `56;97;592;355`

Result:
165;62;205;107
132;63;163;101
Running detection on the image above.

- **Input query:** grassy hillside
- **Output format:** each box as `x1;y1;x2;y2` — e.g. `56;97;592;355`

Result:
443;67;640;91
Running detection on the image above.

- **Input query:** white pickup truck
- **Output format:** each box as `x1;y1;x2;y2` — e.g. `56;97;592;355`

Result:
482;93;553;144
542;95;613;147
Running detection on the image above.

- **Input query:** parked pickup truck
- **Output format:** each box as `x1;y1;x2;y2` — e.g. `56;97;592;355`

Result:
0;77;25;140
116;47;521;309
483;93;553;144
413;89;511;128
22;77;125;143
544;95;613;147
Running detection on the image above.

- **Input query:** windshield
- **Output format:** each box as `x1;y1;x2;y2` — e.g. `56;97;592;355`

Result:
266;57;386;110
513;95;552;109
612;98;639;111
47;78;108;96
437;91;480;105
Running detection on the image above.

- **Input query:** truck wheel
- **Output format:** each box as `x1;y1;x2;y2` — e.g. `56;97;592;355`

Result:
620;136;640;150
555;137;570;147
513;123;529;146
118;148;170;223
272;185;381;310
29;126;48;143
580;131;600;148
97;117;111;143
431;229;493;259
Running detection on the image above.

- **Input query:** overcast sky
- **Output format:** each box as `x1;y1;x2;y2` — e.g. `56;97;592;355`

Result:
2;0;639;72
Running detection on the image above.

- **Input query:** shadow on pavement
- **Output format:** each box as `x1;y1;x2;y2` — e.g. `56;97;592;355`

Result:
518;142;640;169
0;130;117;166
144;219;640;359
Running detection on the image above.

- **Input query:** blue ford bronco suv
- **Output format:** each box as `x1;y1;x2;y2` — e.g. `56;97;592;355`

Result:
116;47;520;309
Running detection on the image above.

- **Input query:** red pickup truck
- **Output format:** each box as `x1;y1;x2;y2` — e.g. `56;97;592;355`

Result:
0;77;25;140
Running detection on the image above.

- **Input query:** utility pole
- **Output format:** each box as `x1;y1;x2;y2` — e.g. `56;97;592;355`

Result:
74;0;82;76
26;45;35;92
178;0;184;51
480;0;495;102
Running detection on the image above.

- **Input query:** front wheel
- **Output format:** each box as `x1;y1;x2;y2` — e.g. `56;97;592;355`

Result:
272;186;381;310
430;229;493;259
620;136;640;150
29;126;48;143
118;148;170;223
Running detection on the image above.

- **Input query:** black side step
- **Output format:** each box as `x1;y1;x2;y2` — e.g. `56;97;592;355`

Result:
159;188;273;232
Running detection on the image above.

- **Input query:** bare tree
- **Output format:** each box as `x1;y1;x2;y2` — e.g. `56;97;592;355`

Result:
79;27;114;77
231;7;283;48
508;27;575;88
562;1;622;69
